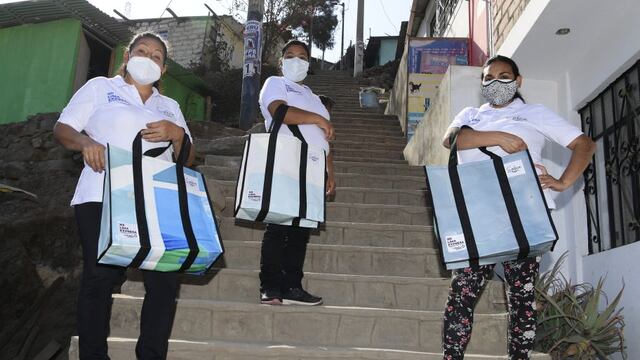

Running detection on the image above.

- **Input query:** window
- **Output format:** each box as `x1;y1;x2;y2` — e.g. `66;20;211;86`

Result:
579;59;640;254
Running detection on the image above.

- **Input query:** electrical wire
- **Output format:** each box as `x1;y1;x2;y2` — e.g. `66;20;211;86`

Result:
378;0;398;33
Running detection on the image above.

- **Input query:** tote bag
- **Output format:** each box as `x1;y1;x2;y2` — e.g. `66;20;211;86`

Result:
97;132;223;273
425;127;558;269
234;105;326;228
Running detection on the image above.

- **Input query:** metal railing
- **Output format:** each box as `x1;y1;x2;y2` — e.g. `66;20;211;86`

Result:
579;60;640;254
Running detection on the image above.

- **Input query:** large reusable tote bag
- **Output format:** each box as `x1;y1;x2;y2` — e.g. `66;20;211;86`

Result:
425;127;558;270
234;105;326;228
97;132;223;273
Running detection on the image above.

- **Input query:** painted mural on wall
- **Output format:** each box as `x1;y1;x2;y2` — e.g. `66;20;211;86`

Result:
407;38;468;140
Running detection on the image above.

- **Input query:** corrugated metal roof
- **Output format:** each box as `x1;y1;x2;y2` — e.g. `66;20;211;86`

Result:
0;0;132;46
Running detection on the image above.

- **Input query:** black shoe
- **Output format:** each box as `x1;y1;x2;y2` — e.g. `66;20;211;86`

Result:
282;287;323;306
260;289;283;305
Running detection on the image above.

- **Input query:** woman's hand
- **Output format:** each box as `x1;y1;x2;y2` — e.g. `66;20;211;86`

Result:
142;120;184;143
316;117;335;140
535;164;569;192
80;137;106;173
496;131;527;153
326;173;336;197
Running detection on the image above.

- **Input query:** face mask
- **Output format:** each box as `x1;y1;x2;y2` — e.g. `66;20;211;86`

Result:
282;57;309;82
481;78;518;106
126;56;162;85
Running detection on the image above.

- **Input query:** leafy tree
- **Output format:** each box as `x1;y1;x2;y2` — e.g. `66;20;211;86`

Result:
230;0;339;62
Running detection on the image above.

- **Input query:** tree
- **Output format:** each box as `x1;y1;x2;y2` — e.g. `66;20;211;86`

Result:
310;2;338;62
230;0;339;62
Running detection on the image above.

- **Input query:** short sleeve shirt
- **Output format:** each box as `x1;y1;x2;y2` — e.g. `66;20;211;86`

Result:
259;76;330;153
448;99;584;208
57;75;191;205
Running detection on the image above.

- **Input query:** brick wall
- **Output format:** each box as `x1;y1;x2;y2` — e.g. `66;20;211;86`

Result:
133;18;210;68
492;0;530;52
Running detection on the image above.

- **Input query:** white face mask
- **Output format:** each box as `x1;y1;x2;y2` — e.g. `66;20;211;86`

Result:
281;57;309;83
126;56;162;85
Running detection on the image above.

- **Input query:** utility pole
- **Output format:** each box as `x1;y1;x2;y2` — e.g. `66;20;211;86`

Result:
340;2;345;70
239;0;264;130
354;0;364;77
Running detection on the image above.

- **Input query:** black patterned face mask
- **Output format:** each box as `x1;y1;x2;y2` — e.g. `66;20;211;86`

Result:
481;79;518;106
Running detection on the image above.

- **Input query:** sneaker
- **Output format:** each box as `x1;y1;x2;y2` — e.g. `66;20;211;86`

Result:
260;289;283;305
282;287;323;306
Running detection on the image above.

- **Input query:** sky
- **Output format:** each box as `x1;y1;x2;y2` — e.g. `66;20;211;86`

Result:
0;0;413;62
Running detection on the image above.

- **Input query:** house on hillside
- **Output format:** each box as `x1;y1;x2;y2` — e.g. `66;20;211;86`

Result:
131;15;246;71
389;0;640;358
0;0;211;124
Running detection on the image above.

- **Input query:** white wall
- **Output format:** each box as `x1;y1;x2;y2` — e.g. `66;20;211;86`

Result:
499;0;640;357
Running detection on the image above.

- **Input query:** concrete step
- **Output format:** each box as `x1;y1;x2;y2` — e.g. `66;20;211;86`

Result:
219;198;431;225
333;155;408;164
332;133;407;145
108;295;510;355
202;168;425;191
332;140;406;151
331;111;398;120
332;147;404;160
218;241;443;277
330;118;402;127
220;218;436;249
204;155;420;177
121;268;506;313
69;336;550;360
333;123;403;135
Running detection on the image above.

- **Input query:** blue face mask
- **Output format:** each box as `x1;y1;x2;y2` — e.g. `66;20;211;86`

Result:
481;79;518;106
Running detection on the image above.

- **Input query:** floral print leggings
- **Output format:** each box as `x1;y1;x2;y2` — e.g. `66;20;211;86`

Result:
442;256;540;360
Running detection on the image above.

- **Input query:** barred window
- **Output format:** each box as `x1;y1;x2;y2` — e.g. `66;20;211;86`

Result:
579;59;640;254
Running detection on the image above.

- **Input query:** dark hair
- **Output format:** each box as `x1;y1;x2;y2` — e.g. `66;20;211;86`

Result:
482;55;525;103
281;40;310;58
319;95;335;110
118;32;169;89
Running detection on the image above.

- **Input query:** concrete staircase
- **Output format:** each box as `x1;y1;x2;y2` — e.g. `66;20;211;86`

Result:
69;70;549;359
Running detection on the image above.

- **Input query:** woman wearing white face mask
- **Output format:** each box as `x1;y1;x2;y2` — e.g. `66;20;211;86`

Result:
257;40;335;306
54;32;195;359
439;55;596;360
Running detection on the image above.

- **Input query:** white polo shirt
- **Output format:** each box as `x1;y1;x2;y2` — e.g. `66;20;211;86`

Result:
57;75;192;205
448;99;584;209
259;76;330;153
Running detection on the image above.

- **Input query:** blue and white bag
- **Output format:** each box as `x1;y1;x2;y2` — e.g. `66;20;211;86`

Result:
425;127;558;269
234;105;326;228
98;132;223;273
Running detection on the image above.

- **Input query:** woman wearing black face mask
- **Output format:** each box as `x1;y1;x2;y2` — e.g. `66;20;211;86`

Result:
439;56;596;360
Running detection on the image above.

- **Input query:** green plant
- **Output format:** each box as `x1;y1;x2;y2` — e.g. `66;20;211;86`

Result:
534;252;626;359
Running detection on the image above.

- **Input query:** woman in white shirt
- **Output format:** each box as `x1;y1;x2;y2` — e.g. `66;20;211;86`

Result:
54;33;195;359
440;55;595;360
257;40;336;306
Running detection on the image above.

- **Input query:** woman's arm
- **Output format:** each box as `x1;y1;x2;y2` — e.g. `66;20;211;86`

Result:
53;122;106;173
536;134;596;191
442;127;527;154
326;151;336;197
267;100;335;140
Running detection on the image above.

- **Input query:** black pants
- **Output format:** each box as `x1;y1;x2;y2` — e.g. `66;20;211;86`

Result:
75;202;179;360
259;223;310;292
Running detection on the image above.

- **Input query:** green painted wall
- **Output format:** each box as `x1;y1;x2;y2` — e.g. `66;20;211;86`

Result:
0;19;82;124
378;39;399;66
111;46;206;121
